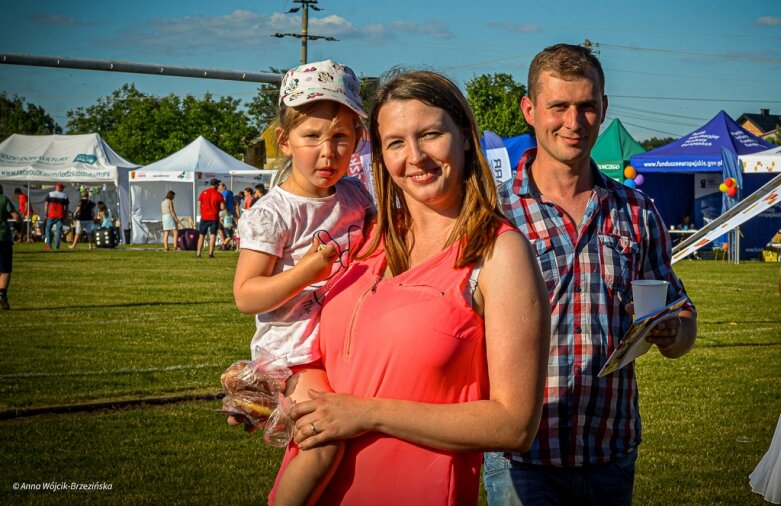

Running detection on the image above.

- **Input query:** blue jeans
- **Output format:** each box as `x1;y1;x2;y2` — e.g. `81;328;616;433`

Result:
483;451;637;506
45;218;63;249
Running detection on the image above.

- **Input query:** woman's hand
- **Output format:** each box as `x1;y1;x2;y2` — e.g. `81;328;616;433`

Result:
289;391;373;450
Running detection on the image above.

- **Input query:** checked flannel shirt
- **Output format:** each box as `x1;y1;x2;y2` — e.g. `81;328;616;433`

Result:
498;148;695;467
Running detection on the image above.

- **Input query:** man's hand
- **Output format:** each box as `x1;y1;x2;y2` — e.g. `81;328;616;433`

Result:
626;302;696;358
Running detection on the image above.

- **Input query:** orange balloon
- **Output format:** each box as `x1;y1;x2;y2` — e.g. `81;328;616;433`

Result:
623;166;637;179
724;178;734;188
727;186;738;197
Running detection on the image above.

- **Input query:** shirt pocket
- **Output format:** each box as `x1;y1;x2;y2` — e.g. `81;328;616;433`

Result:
531;236;559;295
598;234;639;293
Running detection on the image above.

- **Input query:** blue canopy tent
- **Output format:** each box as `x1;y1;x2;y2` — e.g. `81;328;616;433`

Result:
629;111;776;259
503;133;536;173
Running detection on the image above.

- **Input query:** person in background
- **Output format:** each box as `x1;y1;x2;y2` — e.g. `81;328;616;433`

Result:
0;185;20;309
161;191;180;252
218;182;237;219
242;187;255;214
43;182;69;250
69;191;96;250
97;201;114;229
218;207;235;250
253;183;267;200
235;191;245;216
483;43;698;506
13;188;30;242
196;178;225;258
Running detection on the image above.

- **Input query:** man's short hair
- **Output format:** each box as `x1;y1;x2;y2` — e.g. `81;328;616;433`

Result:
527;43;605;101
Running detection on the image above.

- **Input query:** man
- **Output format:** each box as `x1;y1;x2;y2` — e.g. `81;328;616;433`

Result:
13;188;30;242
43;182;69;250
69;191;96;250
0;186;21;309
218;182;237;219
253;183;267;200
196;178;225;258
484;43;698;505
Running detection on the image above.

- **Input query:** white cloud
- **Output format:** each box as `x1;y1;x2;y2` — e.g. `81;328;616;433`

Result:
29;13;97;26
111;10;453;55
755;16;781;27
486;22;542;33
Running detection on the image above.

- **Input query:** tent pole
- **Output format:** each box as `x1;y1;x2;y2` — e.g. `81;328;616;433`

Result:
192;177;197;230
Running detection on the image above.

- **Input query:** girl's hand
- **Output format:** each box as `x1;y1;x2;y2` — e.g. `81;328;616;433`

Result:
295;237;339;285
289;391;373;449
227;414;259;433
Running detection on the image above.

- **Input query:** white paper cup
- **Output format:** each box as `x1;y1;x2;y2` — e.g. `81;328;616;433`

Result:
632;280;669;318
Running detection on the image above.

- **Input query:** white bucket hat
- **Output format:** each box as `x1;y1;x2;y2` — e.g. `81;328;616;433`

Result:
279;59;367;118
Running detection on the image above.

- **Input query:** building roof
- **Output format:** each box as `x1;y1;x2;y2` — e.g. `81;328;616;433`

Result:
737;110;781;134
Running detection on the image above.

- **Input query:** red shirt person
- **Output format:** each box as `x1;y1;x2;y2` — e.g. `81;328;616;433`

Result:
196;178;225;258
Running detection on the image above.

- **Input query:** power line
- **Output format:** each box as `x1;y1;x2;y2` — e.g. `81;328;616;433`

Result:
610;94;781;103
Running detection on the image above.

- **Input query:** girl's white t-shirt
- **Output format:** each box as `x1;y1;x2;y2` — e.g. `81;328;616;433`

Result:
237;177;374;367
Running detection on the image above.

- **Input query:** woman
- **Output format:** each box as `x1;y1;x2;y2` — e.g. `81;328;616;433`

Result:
161;191;179;252
269;71;550;505
97;201;113;229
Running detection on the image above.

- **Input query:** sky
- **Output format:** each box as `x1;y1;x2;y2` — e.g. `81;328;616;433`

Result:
1;0;780;142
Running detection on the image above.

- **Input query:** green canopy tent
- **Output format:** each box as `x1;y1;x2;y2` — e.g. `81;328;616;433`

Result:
592;118;646;181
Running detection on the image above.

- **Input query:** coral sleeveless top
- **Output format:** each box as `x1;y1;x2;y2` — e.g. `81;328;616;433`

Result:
271;223;515;506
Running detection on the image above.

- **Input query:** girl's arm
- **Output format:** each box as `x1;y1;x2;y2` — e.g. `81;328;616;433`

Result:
233;239;339;315
290;231;550;452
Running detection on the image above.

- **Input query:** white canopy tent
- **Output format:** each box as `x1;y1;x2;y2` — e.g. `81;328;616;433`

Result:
129;135;270;243
0;133;138;236
740;145;781;173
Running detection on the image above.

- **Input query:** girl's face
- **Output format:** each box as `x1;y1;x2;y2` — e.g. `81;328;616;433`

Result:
376;99;468;217
278;102;359;198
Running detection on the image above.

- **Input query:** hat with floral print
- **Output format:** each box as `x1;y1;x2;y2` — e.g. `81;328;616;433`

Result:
279;59;367;118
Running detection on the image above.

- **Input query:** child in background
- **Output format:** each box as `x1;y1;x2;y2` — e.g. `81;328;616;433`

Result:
219;208;235;250
232;60;374;506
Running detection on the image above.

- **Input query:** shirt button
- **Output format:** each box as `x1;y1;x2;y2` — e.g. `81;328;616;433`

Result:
575;286;582;293
576;326;582;333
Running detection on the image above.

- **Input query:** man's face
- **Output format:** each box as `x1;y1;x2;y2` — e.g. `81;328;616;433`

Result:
521;70;607;168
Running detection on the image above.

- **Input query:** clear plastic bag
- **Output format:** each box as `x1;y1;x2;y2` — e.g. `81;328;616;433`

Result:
219;350;294;446
263;393;294;448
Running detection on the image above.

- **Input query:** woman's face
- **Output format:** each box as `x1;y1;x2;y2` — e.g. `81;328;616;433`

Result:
376;99;468;216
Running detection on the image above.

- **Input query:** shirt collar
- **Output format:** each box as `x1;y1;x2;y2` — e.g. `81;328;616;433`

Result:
512;147;614;203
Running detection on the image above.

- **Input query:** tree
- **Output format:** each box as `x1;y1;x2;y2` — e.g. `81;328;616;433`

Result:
767;129;781;146
0;93;62;141
641;136;676;151
67;84;258;165
465;73;529;138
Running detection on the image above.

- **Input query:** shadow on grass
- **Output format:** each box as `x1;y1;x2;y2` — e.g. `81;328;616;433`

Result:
12;300;226;311
706;320;781;325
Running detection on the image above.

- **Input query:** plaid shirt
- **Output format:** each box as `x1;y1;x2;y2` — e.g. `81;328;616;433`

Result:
499;149;695;467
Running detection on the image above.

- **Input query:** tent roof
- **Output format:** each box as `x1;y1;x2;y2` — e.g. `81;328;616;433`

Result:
630;111;774;173
740;145;781;173
0;133;138;183
592;118;645;175
137;135;257;175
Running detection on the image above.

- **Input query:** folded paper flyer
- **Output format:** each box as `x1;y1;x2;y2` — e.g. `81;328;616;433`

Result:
598;295;689;377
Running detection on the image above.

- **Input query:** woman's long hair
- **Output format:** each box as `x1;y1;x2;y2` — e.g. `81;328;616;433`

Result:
364;70;504;275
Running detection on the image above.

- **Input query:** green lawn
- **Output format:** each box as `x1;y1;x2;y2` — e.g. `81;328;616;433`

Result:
0;244;779;504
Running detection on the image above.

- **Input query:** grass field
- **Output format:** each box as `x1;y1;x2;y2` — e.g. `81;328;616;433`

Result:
1;243;780;505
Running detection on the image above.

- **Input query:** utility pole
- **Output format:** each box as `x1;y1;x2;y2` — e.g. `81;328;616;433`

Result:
272;0;336;65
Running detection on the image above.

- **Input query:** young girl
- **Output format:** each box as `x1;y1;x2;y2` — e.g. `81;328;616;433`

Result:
233;60;374;506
